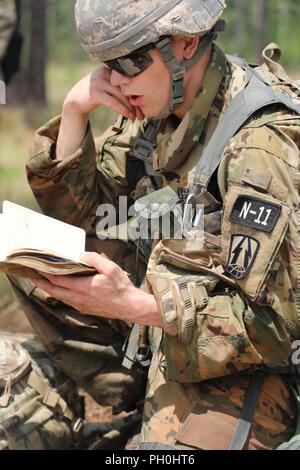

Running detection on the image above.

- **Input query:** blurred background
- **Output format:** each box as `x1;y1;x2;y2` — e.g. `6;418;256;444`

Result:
0;0;299;382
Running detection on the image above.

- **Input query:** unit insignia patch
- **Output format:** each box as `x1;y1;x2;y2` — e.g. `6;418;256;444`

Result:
226;234;260;280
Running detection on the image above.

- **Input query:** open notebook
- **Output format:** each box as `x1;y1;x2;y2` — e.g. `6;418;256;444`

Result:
0;201;97;279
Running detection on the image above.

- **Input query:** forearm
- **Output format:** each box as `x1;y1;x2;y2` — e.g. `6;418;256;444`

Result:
56;100;89;161
130;290;162;328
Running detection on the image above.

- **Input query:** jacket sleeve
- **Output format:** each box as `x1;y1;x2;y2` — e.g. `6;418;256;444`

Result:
27;114;143;235
147;123;300;383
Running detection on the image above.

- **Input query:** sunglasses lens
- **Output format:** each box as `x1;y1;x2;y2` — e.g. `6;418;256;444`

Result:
105;59;128;76
105;51;153;77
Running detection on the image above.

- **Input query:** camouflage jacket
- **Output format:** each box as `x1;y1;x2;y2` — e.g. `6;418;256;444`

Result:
0;0;16;61
27;44;300;449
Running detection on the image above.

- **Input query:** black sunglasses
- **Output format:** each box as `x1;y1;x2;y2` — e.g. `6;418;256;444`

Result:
104;43;157;78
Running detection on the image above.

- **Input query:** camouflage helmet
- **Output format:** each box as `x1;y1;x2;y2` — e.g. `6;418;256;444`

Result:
75;0;226;116
75;0;226;62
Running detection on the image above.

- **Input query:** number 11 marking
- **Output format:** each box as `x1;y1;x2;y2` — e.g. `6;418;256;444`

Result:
254;207;272;226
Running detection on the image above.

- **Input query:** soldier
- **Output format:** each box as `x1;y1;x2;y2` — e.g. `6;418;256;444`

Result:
0;0;15;63
13;0;300;449
0;0;17;79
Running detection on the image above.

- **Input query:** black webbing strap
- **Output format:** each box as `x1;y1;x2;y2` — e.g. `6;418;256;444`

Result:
191;58;300;195
132;119;163;187
229;371;265;450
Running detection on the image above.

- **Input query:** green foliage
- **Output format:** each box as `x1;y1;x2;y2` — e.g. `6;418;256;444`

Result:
220;0;299;70
46;0;87;63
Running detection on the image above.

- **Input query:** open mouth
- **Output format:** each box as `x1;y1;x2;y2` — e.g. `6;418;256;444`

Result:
128;95;144;106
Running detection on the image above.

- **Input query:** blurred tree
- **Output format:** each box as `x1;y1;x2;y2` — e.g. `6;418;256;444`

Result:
233;0;246;56
7;0;47;106
27;0;46;104
253;0;268;63
1;0;23;85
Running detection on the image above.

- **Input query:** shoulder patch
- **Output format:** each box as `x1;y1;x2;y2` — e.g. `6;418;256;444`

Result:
226;234;260;280
229;195;281;233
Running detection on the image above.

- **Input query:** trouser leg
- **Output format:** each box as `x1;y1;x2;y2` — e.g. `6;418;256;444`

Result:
9;275;147;413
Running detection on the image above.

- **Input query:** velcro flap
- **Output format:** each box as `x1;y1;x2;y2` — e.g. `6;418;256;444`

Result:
43;390;60;408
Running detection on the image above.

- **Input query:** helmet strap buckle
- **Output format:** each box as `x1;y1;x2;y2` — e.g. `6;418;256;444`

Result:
155;37;185;112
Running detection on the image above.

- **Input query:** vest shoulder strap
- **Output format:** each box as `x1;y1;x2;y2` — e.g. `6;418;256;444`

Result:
192;57;300;194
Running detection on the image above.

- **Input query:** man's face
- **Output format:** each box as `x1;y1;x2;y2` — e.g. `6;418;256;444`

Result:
109;48;171;119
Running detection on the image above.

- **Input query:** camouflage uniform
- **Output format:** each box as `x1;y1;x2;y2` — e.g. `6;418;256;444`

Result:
23;43;300;450
18;0;300;450
0;0;15;61
0;333;84;450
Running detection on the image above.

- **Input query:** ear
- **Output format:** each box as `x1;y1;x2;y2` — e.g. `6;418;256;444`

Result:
182;37;200;60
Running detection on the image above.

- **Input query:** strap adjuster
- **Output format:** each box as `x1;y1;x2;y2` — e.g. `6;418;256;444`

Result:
73;418;84;434
172;75;185;104
132;137;153;164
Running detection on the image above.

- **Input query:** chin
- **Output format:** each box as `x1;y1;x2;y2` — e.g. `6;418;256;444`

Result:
146;109;163;118
141;103;160;118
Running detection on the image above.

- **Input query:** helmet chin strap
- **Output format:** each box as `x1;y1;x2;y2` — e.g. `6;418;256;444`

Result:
154;20;225;119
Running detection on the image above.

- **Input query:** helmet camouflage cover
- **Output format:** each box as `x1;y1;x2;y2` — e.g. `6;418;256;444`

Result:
75;0;226;62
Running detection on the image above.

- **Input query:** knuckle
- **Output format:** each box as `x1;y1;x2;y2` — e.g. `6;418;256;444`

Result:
107;264;120;277
91;275;102;289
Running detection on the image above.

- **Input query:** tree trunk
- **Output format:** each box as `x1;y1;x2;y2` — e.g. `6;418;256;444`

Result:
233;0;246;56
7;0;47;106
27;0;47;105
253;0;268;64
277;2;289;47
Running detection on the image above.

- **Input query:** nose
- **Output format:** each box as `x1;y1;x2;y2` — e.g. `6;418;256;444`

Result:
110;69;132;87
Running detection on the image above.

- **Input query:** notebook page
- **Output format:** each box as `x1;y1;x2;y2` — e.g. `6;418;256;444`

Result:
2;201;86;263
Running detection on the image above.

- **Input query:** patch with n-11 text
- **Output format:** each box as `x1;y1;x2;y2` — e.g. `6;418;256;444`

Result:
229;195;281;233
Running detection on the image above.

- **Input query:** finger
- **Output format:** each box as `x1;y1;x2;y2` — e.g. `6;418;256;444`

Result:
135;107;145;121
90;73;136;119
102;84;135;111
109;87;136;113
42;274;94;295
100;67;135;111
80;251;118;274
103;93;136;120
97;69;136;114
31;278;77;305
